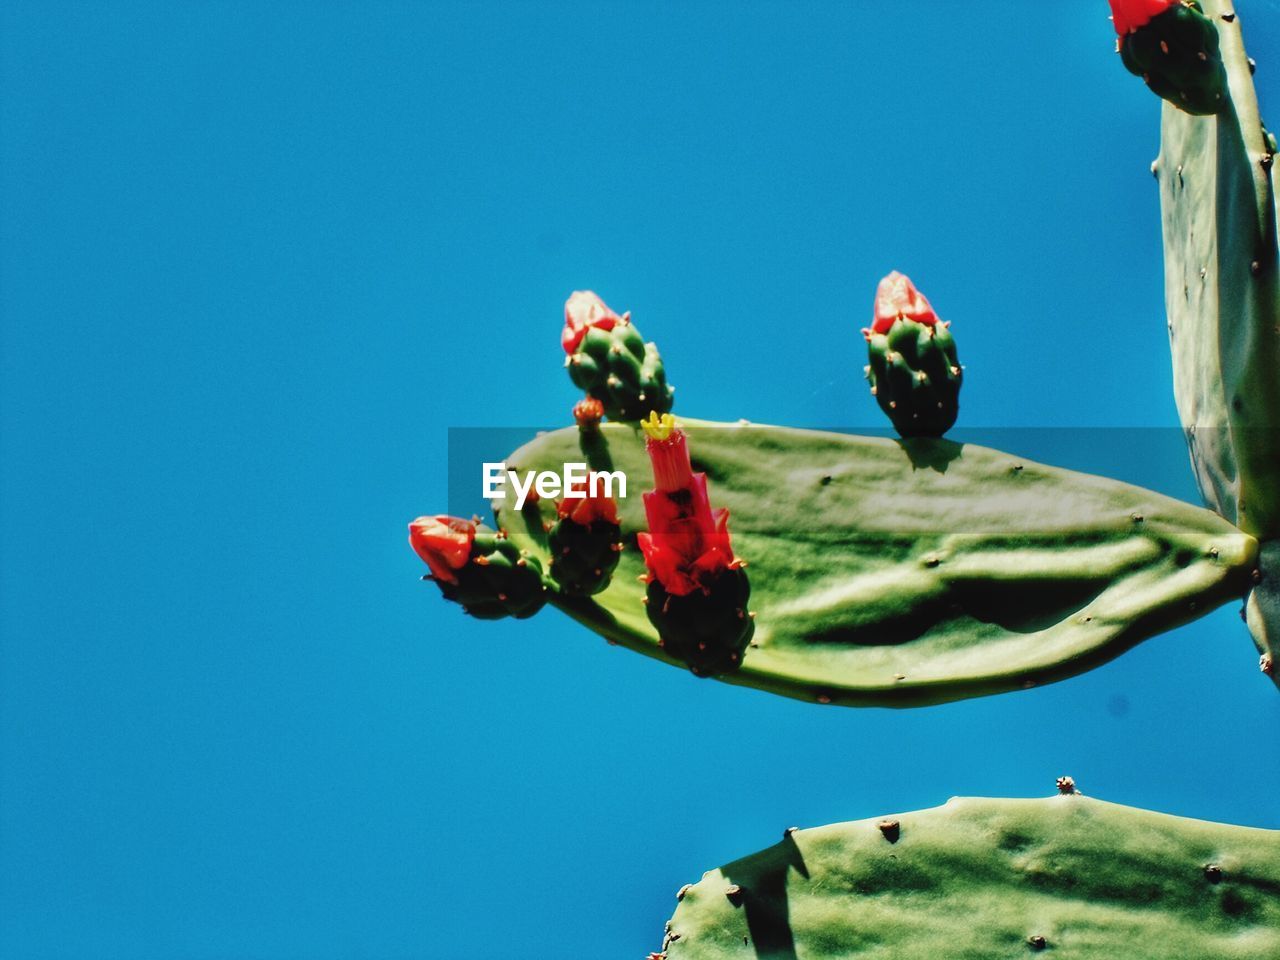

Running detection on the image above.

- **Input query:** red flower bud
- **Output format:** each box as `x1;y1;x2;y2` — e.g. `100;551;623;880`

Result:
1107;0;1175;36
562;290;627;354
636;414;740;596
573;396;604;428
556;474;620;526
870;271;941;336
408;515;475;584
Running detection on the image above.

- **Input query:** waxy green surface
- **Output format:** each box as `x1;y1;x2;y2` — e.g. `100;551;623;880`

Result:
659;794;1280;959
494;419;1256;707
1159;0;1280;540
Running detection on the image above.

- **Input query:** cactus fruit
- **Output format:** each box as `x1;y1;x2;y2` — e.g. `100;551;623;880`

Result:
408;515;548;619
658;791;1280;959
562;291;674;423
546;476;623;597
636;413;753;676
864;272;962;438
1110;0;1227;115
493;419;1255;706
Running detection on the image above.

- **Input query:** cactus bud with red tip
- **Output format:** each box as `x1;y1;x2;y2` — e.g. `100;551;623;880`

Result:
562;291;674;423
547;474;623;596
409;515;548;619
864;271;962;438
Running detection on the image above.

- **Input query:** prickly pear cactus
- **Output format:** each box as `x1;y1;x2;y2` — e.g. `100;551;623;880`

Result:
547;487;623;598
635;413;755;676
1158;0;1279;538
1154;0;1279;685
864;272;962;438
1113;0;1228;115
657;792;1280;959
562;291;674;423
494;419;1256;706
409;516;549;619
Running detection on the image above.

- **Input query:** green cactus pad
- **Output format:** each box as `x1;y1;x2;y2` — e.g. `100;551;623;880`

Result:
493;419;1256;707
547;516;622;597
566;321;674;423
1120;1;1227;116
430;527;549;620
1158;0;1280;540
866;319;962;438
659;793;1280;959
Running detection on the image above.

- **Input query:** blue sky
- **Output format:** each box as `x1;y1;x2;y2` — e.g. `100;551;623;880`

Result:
3;3;1279;958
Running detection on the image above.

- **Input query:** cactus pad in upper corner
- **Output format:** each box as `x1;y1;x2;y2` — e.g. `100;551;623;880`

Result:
656;791;1280;959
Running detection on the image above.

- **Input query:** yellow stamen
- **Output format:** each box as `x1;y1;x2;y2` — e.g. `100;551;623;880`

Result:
641;411;677;442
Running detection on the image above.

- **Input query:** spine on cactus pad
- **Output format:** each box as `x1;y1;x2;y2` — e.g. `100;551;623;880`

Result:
409;515;548;619
864;271;962;438
546;475;623;596
562;290;674;423
1109;0;1227;115
637;413;753;676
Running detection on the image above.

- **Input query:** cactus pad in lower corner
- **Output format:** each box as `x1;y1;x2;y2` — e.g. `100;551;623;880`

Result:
493;418;1256;707
657;792;1280;959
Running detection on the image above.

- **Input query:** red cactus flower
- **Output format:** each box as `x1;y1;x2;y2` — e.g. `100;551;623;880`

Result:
557;474;620;526
636;413;741;596
573;396;604;428
408;514;475;584
562;290;629;354
1108;0;1175;36
869;271;941;336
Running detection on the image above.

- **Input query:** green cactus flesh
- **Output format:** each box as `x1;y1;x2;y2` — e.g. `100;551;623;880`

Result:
431;527;549;620
547;516;622;597
492;419;1256;707
866;319;962;438
1245;540;1280;691
659;794;1280;959
566;321;674;423
1120;1;1227;116
1159;0;1280;540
